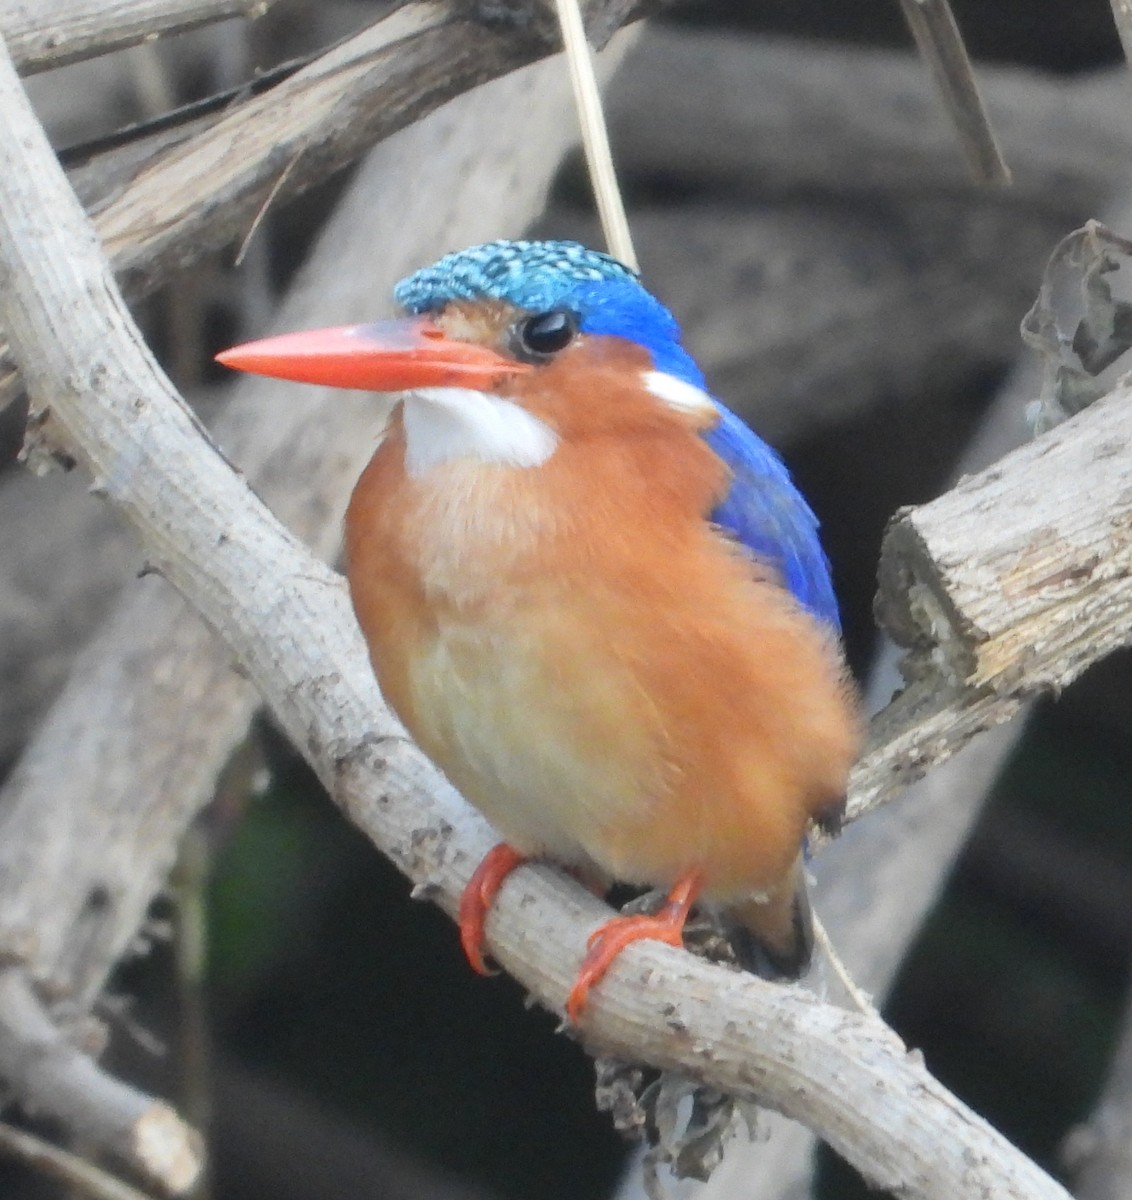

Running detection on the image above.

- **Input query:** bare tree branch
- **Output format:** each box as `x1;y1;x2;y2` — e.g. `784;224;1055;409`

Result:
0;972;201;1192
841;390;1132;826
877;392;1132;698
0;24;1100;1200
0;1118;161;1200
0;0;277;74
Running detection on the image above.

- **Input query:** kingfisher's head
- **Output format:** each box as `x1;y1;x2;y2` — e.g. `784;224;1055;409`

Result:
218;239;719;477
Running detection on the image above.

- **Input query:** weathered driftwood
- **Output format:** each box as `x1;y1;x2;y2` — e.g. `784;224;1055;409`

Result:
0;27;1098;1200
838;375;1132;834
0;0;275;74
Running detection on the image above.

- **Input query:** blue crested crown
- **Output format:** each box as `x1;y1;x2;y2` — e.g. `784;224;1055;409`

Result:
394;239;705;389
394;239;636;314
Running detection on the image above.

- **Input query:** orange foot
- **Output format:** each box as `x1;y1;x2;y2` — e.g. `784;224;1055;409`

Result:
566;872;702;1023
458;843;527;974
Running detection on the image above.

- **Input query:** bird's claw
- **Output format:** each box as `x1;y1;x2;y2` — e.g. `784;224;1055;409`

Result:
458;843;527;975
566;873;702;1022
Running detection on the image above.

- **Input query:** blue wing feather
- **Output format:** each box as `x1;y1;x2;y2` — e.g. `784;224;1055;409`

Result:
704;405;841;632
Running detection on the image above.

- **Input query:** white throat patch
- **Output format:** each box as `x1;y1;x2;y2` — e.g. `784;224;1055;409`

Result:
402;387;559;478
642;370;715;417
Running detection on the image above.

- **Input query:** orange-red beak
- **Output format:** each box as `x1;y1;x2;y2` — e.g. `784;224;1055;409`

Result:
215;318;533;392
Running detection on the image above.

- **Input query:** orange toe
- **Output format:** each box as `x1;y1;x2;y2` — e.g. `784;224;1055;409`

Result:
565;872;702;1022
458;843;527;974
567;912;686;1021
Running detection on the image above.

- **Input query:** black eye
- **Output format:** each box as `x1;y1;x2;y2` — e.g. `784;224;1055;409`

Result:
514;310;577;360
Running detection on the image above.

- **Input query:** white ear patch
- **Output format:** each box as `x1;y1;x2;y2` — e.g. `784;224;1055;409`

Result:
643;370;715;417
402;387;558;477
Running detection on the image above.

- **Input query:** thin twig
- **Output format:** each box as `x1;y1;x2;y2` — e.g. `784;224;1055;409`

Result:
810;914;880;1020
898;0;1011;186
554;0;638;269
234;150;302;267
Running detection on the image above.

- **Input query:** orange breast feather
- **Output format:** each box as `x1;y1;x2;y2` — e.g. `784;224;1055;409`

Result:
344;364;857;903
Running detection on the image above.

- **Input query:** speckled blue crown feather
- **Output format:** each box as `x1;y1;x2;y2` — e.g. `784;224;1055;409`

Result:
394;240;638;315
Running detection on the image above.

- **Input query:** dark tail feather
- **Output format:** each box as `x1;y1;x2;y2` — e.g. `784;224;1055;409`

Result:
719;857;814;978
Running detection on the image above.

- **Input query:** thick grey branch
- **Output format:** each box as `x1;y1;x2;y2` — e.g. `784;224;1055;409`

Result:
877;387;1132;696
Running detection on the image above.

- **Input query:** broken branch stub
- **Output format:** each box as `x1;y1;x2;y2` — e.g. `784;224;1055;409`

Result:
877;384;1132;697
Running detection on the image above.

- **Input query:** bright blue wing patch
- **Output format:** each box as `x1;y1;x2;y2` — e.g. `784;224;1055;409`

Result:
704;406;840;632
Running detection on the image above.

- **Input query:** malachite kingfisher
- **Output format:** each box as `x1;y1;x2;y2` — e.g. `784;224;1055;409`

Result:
217;239;859;1021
